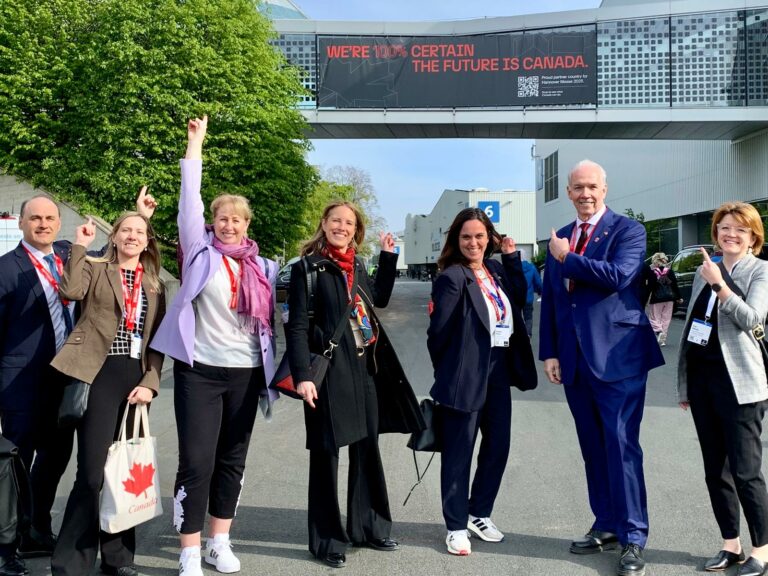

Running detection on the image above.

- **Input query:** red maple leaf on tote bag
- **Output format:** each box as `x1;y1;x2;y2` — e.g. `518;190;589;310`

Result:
122;462;156;498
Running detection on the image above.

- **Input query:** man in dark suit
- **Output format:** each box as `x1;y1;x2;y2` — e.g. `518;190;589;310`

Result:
0;191;155;576
539;160;664;576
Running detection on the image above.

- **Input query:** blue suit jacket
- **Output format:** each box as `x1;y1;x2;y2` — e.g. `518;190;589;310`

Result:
428;253;537;412
0;241;72;411
538;208;664;385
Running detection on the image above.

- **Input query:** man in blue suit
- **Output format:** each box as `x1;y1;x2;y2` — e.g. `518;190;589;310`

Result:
539;160;664;576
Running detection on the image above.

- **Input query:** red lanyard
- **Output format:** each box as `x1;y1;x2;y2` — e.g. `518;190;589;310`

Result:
23;246;69;306
569;213;605;255
120;264;144;332
473;265;506;323
222;257;242;309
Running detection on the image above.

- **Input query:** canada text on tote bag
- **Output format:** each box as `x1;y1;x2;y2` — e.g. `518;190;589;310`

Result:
100;404;162;533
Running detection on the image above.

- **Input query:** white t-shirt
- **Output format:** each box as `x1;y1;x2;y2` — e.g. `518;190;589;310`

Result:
193;256;262;368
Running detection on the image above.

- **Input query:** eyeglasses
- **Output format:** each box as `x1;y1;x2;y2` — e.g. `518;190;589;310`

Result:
717;224;751;236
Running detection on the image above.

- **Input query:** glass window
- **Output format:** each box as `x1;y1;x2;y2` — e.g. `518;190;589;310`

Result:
544;151;559;203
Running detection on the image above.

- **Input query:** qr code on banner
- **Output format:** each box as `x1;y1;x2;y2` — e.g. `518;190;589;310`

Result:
518;76;539;98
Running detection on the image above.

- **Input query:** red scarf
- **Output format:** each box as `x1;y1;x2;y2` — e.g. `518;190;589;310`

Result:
323;245;377;345
324;244;356;297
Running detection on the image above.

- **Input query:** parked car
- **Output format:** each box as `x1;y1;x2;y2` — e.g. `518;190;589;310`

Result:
275;256;300;303
669;244;721;314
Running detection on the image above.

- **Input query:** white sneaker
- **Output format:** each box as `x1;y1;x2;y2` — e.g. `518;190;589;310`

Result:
179;547;203;576
205;534;241;573
446;529;472;555
467;515;505;542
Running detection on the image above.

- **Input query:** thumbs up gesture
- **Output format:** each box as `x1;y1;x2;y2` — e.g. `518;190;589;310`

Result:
75;217;96;248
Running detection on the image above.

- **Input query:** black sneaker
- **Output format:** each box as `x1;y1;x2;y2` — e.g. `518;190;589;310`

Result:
0;554;28;576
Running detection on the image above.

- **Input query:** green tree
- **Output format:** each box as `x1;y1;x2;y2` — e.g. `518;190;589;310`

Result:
0;0;317;271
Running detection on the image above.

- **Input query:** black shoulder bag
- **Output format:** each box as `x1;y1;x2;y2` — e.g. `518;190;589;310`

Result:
270;259;358;399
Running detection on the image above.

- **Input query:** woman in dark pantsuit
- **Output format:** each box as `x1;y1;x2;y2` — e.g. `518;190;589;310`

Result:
427;208;537;556
678;202;768;576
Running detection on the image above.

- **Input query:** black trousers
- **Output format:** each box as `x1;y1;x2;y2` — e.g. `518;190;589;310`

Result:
689;360;768;546
0;366;74;540
439;348;512;531
51;356;142;576
173;361;263;534
307;374;391;558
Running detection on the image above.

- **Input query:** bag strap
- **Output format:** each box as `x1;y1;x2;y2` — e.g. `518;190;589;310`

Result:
323;270;358;359
716;261;768;347
302;256;317;321
402;451;436;507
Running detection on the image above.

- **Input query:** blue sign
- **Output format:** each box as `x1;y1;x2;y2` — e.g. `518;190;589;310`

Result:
394;246;401;254
478;201;500;223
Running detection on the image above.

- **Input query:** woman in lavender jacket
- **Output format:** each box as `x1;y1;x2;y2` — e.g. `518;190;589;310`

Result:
150;116;277;576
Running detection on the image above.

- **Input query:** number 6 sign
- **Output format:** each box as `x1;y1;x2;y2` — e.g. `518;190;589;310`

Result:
478;201;500;223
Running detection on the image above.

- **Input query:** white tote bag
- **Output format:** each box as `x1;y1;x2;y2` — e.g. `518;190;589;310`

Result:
100;404;163;534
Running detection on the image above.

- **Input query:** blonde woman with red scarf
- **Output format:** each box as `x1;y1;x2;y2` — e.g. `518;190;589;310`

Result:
284;201;423;569
150;117;278;576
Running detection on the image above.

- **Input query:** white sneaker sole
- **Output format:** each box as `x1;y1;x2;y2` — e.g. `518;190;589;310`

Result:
467;522;504;542
447;544;471;556
204;555;241;574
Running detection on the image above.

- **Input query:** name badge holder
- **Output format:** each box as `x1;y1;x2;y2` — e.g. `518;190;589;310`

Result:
687;291;717;346
130;335;143;360
493;324;512;348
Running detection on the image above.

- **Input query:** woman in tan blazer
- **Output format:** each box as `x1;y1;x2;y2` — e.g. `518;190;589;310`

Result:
50;212;165;576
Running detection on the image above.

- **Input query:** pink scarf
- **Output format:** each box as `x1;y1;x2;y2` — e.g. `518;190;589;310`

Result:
212;236;272;335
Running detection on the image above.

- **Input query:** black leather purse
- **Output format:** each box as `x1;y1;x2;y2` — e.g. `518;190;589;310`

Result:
402;398;443;506
58;379;91;427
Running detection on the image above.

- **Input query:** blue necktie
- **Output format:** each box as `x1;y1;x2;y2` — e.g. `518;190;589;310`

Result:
43;253;74;335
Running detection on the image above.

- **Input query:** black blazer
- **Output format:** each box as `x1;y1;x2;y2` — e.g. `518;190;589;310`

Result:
427;253;537;413
0;241;72;410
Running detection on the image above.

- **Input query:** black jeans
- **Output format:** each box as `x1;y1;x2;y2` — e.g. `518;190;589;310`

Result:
172;361;263;534
51;356;142;576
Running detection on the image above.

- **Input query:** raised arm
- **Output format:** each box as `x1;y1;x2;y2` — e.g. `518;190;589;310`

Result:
58;218;97;301
178;116;209;259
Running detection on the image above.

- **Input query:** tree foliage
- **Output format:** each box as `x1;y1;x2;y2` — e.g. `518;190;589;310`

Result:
0;0;317;269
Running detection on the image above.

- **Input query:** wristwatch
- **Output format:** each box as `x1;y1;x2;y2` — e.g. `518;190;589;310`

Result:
711;283;723;293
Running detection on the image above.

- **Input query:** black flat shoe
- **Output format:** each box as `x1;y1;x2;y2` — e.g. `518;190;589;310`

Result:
737;556;768;576
569;529;619;554
323;553;346;568
367;537;399;552
18;528;56;559
100;565;139;576
618;543;646;576
704;550;745;572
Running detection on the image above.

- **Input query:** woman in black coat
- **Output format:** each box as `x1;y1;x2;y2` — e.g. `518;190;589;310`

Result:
427;208;537;556
284;200;423;569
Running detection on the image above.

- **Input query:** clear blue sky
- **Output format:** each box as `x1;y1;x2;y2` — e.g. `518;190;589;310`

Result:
294;0;601;231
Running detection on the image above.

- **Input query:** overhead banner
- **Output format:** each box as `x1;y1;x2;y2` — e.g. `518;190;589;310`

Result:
317;28;597;108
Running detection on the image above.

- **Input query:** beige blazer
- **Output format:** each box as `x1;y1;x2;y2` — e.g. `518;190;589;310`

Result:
51;244;166;393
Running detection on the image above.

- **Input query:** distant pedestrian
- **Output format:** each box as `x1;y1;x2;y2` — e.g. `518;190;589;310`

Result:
646;252;682;346
677;202;768;575
520;249;542;338
427;208;537;556
284;201;422;569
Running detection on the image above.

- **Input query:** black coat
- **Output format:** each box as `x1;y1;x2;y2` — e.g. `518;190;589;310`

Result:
427;253;537;413
285;250;424;452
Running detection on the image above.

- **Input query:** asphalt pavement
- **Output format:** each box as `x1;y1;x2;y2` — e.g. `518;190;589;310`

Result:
27;279;756;575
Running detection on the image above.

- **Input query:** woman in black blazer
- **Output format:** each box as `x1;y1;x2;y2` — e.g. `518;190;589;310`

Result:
427;207;537;556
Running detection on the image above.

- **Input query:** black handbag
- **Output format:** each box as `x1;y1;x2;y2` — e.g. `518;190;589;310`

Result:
58;379;91;427
0;434;31;545
402;398;442;506
270;264;358;400
407;398;442;452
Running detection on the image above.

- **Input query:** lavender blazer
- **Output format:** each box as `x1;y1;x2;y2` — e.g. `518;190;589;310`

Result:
150;160;279;411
